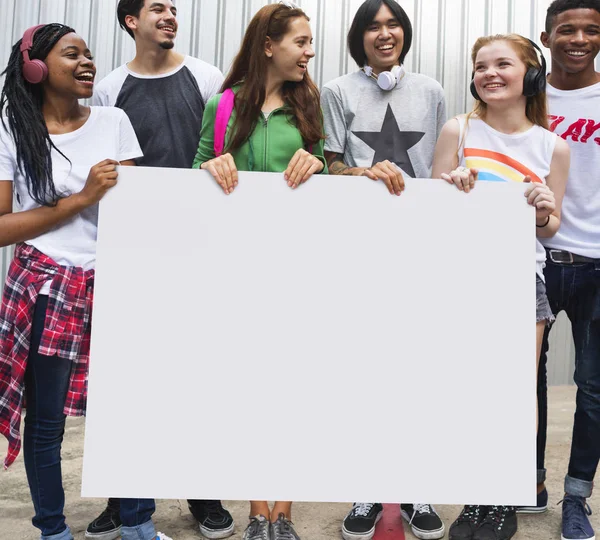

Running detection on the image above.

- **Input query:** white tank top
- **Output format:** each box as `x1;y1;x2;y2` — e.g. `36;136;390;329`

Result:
456;116;558;279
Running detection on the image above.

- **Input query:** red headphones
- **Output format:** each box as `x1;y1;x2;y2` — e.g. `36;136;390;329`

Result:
20;25;48;84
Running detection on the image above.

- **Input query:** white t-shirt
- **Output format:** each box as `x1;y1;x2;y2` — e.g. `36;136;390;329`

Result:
0;106;142;278
541;82;600;258
456;116;558;279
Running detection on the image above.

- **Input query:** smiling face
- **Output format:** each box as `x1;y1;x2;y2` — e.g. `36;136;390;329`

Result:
127;0;178;49
362;3;404;75
265;16;315;83
541;8;600;78
472;40;528;105
42;32;96;99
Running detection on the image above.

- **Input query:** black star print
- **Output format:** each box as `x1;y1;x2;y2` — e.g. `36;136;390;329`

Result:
352;104;425;178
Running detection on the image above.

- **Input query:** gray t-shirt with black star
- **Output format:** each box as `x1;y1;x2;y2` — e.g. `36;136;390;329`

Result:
321;70;446;178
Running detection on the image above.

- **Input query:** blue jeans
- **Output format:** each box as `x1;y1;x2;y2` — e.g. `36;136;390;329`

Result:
100;498;157;539
120;498;157;540
24;295;73;540
24;297;157;540
537;257;600;497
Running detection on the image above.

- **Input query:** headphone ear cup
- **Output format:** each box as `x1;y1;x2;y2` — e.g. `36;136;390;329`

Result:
377;71;397;91
22;59;48;84
533;68;546;95
470;79;481;101
390;65;402;79
522;68;537;97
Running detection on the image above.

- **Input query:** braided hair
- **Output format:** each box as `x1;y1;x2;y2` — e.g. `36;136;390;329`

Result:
0;23;75;206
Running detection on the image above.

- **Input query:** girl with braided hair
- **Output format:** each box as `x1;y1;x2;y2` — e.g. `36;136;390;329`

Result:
0;24;170;540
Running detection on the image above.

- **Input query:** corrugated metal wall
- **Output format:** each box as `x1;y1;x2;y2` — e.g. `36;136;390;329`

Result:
1;0;592;384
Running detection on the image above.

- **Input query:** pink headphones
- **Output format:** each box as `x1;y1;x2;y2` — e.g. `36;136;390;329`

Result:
20;25;48;84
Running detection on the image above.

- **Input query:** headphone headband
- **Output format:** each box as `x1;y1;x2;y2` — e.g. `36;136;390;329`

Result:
527;38;547;79
20;24;49;84
20;25;46;54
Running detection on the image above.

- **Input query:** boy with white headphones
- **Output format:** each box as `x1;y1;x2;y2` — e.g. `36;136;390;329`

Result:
322;4;447;538
321;0;446;198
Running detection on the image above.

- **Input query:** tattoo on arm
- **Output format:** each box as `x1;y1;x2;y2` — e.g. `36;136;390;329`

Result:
327;153;366;176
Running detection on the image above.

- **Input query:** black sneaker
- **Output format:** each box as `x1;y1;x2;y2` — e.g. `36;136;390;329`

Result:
400;503;445;540
188;499;235;539
449;505;489;540
473;506;517;540
341;503;383;540
85;498;121;540
516;487;548;514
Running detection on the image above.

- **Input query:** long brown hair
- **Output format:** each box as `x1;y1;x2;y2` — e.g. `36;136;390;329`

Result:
221;4;324;153
469;34;548;129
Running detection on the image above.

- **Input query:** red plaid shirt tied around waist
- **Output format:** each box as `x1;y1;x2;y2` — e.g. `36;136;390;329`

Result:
0;243;94;469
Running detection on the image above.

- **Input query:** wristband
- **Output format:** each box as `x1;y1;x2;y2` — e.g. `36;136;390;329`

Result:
536;215;550;228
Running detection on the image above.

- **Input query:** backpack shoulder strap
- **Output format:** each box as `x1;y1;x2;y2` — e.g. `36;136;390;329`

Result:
213;88;235;157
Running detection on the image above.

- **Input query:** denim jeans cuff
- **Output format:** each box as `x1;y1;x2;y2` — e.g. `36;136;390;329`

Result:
565;474;593;498
537;468;546;484
120;519;156;540
41;526;73;540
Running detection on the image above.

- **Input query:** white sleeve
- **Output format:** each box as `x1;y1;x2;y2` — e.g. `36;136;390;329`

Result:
321;85;347;154
0;128;16;181
117;111;143;162
92;68;128;107
203;67;224;103
92;81;110;106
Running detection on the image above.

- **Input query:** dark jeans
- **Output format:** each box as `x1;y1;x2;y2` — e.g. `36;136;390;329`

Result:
24;296;157;540
105;498;156;532
119;498;156;540
24;295;73;540
537;257;600;497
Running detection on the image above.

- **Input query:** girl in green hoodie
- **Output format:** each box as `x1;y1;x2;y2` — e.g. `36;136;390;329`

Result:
193;5;326;540
192;2;327;197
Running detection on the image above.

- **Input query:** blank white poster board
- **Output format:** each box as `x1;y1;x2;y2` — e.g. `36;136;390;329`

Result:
82;167;536;505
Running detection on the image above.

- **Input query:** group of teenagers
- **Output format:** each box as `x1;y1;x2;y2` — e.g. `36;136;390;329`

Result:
0;0;598;539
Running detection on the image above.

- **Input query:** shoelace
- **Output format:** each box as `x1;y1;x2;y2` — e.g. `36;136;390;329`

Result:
245;516;270;540
456;505;482;523
559;496;593;533
273;514;298;540
352;503;375;517
407;503;434;524
480;506;511;530
414;503;433;514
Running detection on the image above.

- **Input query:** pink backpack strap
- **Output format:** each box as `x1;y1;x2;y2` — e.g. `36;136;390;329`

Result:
213;88;235;157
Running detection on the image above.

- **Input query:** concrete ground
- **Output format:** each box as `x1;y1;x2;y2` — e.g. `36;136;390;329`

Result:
1;386;598;540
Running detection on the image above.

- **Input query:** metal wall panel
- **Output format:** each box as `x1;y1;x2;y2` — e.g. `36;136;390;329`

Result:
1;0;592;384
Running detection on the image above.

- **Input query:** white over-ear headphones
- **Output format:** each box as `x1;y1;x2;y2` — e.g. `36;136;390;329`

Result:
362;64;405;91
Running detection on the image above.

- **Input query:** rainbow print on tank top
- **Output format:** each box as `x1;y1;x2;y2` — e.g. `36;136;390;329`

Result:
464;148;543;183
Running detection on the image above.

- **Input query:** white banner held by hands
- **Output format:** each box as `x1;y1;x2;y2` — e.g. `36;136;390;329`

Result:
82;168;536;505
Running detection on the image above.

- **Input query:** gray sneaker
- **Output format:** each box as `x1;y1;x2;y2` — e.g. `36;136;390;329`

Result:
271;513;301;540
243;515;271;540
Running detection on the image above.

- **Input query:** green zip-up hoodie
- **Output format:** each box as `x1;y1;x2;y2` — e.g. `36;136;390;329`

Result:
192;89;328;173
